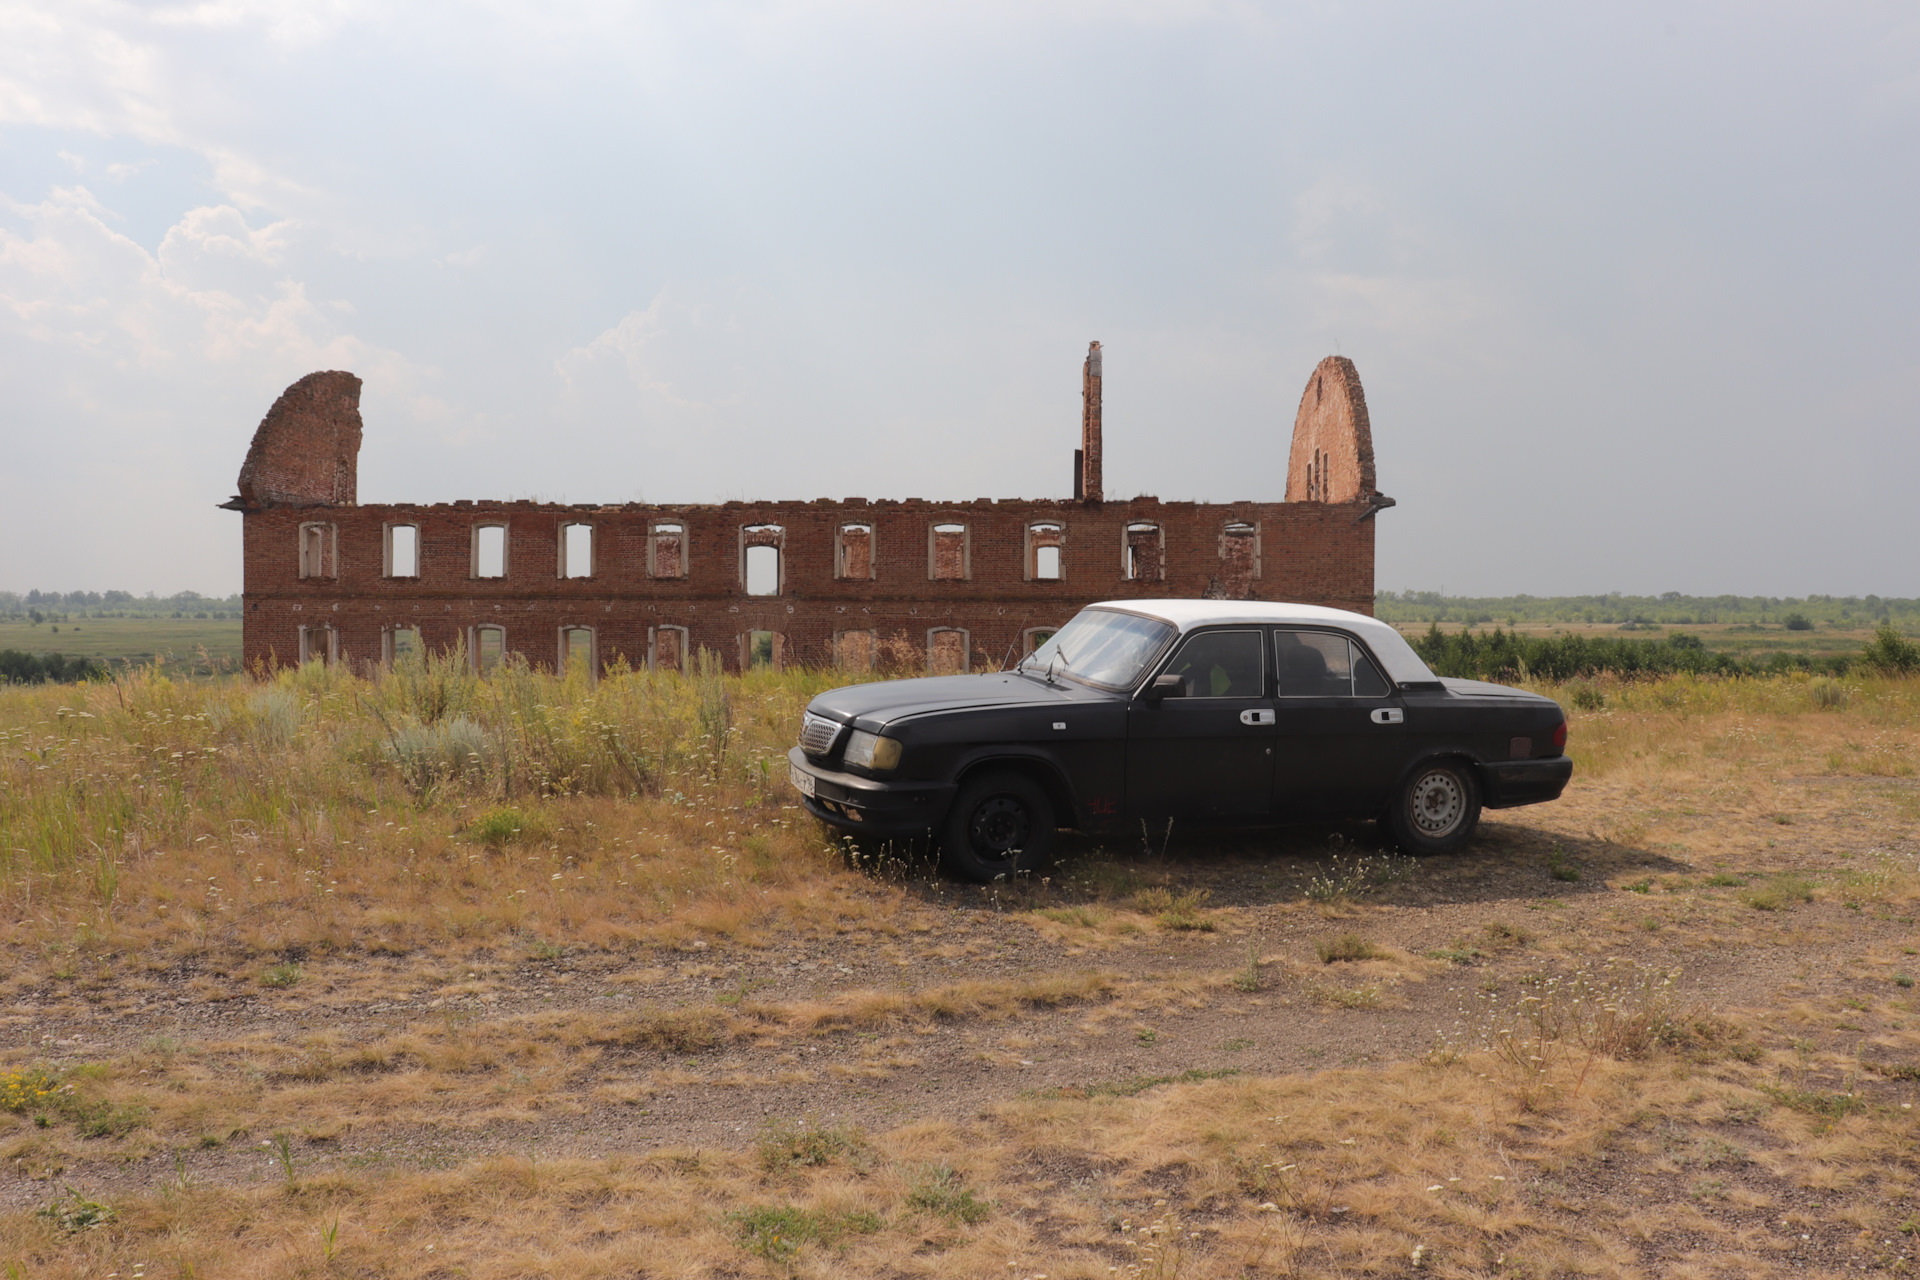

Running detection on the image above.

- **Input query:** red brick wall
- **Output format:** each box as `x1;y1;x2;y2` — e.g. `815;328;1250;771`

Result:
242;497;1376;674
1285;356;1377;504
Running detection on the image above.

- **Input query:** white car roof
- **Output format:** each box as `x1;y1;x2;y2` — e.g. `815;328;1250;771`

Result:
1086;598;1439;686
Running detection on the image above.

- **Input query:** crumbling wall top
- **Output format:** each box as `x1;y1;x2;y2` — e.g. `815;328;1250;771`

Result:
1284;356;1376;503
234;371;364;508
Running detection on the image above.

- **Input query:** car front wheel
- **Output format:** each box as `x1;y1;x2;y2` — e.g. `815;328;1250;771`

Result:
1386;759;1482;854
937;771;1055;882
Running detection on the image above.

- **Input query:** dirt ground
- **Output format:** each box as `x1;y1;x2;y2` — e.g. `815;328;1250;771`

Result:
3;671;1919;1277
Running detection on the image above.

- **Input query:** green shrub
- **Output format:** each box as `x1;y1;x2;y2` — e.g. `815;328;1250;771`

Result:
757;1117;864;1171
260;962;304;988
1861;623;1920;675
467;805;532;845
1742;874;1816;912
1807;677;1850;709
1316;933;1384;964
386;717;494;793
906;1164;991;1224
728;1204;881;1262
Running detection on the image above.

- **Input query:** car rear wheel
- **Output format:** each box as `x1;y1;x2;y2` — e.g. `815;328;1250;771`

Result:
938;771;1055;882
1386;759;1482;854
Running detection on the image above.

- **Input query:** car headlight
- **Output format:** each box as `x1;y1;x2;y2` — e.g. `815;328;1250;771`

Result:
843;729;903;772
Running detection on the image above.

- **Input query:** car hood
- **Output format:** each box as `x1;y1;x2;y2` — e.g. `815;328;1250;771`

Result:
807;672;1090;731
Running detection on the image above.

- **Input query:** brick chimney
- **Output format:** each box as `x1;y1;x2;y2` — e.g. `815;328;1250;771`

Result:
1079;341;1103;504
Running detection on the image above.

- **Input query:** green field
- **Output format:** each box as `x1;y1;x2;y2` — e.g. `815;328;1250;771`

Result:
1389;617;1889;662
0;616;243;674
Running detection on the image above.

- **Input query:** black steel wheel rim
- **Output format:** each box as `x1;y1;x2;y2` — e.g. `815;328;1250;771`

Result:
967;794;1030;861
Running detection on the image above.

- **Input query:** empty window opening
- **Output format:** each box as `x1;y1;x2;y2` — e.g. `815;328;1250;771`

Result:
929;628;969;675
652;625;688;673
1023;627;1058;656
837;523;875;580
1124;522;1164;581
833;629;875;670
298;625;337;666
743;524;784;596
560;627;596;681
559;523;594;579
298;523;337;579
746;630;781;670
473;524;508;579
384;627;422;665
1220;521;1259;586
649;521;686;578
930;522;969;580
1028;522;1065;581
384;524;419;578
474;625;506;674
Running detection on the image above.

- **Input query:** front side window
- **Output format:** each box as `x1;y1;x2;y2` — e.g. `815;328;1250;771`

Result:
1161;629;1265;698
1274;630;1391;697
1020;607;1175;691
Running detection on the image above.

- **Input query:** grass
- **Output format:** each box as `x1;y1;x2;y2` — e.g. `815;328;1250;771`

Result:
1741;873;1818;911
2;659;1920;1276
1315;932;1385;964
904;1163;992;1224
0;614;242;672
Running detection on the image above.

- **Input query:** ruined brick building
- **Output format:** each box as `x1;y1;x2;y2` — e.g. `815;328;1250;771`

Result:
226;346;1394;675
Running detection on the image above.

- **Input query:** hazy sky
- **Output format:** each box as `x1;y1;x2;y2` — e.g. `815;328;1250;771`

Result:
2;1;1915;597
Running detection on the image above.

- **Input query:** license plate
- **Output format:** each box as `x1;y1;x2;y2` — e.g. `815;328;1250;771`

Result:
790;762;817;798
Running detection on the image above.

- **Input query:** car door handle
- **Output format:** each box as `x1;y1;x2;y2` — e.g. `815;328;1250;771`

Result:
1371;708;1405;725
1240;709;1275;726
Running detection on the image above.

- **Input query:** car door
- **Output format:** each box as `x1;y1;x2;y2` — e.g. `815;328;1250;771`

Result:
1126;628;1275;822
1270;629;1406;817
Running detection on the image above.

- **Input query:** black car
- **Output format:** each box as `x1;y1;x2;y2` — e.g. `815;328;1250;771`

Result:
788;601;1572;882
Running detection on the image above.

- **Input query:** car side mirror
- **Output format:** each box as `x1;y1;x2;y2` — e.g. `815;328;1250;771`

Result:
1144;673;1184;704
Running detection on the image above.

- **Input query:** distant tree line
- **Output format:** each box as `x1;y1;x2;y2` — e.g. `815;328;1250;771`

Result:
0;589;242;623
0;651;108;685
1376;590;1920;629
1411;623;1920;682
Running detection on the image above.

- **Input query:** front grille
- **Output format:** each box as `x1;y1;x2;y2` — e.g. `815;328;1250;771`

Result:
799;712;844;758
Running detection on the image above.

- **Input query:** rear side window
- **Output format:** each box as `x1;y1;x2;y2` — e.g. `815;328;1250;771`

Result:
1163;630;1265;698
1275;630;1393;697
1353;648;1390;697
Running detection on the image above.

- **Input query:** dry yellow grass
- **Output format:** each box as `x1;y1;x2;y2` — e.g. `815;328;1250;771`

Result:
2;660;1918;1277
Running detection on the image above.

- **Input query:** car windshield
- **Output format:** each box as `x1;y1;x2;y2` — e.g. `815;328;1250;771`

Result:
1020;608;1176;690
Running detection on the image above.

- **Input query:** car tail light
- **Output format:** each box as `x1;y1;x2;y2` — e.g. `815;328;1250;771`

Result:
1551;720;1568;752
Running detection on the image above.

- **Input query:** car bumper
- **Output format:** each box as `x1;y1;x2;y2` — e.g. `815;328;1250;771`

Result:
1477;755;1574;809
787;747;956;836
